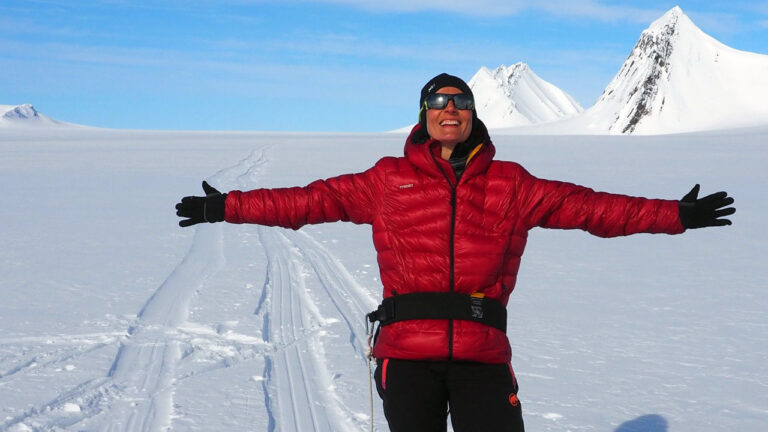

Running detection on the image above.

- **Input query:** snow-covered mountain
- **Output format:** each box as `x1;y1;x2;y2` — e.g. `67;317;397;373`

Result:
469;63;583;128
522;6;768;135
497;6;768;135
0;104;72;128
596;6;768;134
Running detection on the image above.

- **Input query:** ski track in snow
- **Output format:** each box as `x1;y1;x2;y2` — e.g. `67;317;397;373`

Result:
0;333;123;381
1;146;377;432
256;226;376;432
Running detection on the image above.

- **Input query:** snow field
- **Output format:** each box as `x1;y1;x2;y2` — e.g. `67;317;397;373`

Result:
0;127;766;431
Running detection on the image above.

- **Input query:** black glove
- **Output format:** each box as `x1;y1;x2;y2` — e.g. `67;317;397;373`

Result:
175;181;227;227
678;184;735;229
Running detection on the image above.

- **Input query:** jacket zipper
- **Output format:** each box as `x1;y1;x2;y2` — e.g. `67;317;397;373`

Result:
447;186;457;360
431;150;460;361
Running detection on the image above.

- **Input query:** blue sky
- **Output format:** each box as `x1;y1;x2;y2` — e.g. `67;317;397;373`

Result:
2;0;768;131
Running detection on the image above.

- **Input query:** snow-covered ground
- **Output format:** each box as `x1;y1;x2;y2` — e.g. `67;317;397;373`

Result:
0;126;765;431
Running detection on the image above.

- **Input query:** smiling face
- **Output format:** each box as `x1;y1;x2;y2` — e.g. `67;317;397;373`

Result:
425;86;473;159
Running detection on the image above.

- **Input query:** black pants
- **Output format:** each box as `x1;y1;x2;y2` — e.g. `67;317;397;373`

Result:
374;358;525;432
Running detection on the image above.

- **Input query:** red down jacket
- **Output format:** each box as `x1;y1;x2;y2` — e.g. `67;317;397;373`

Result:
225;126;685;364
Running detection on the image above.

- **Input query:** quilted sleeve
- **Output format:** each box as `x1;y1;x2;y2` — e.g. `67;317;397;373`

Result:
224;159;386;229
516;166;684;237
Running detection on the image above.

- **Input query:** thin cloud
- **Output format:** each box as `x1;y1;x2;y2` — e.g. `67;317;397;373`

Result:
9;0;696;25
533;1;665;24
685;11;744;36
743;1;768;15
265;0;664;22
258;33;475;63
199;30;508;66
0;36;414;88
303;0;526;16
0;16;92;38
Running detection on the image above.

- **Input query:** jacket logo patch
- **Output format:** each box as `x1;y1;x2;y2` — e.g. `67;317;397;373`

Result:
399;184;414;189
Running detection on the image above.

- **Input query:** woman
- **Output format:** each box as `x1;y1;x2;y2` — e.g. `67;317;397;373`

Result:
176;73;734;432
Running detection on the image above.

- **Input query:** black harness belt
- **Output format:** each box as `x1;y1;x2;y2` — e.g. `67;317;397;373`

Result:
367;292;507;333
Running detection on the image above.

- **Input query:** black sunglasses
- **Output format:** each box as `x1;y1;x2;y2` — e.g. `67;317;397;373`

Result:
424;93;475;110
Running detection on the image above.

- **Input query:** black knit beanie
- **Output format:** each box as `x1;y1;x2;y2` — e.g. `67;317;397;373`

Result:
419;73;474;109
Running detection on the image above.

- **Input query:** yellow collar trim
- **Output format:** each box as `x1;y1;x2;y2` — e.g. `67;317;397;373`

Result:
466;143;483;165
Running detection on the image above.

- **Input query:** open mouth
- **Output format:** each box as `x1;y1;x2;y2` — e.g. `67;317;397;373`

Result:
440;120;460;127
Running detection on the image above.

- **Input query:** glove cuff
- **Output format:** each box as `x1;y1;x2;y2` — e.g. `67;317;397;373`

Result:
678;200;696;229
204;193;227;223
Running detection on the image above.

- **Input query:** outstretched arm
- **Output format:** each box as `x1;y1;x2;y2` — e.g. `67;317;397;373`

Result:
175;162;385;229
225;169;382;229
517;167;735;237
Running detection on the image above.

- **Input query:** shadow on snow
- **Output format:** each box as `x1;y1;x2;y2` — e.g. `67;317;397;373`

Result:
614;414;668;432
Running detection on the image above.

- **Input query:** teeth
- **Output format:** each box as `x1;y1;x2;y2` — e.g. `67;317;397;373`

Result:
440;120;459;126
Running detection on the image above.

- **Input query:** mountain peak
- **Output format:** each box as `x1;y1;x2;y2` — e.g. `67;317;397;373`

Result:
590;6;714;133
488;63;532;93
574;6;768;134
646;6;697;36
496;62;528;74
0;104;77;128
469;63;582;128
2;104;41;121
661;5;684;21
